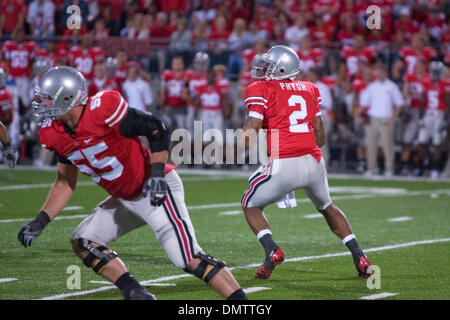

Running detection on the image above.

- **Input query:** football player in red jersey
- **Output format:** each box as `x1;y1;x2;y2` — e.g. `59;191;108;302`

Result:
400;59;431;175
159;56;188;130
0;68;16;168
417;61;449;177
240;45;372;279
184;52;209;136
17;67;248;300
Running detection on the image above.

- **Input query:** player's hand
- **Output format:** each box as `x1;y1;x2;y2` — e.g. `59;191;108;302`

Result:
144;176;168;206
143;163;167;206
2;143;17;169
18;211;51;247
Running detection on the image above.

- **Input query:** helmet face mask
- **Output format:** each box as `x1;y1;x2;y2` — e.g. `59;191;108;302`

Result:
251;54;273;79
32;66;88;125
193;52;210;72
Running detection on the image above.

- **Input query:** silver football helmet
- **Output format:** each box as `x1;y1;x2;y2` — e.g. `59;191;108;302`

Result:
429;61;445;82
0;68;6;88
105;56;118;77
252;45;300;80
193;51;210;71
33;57;51;77
32;66;88;124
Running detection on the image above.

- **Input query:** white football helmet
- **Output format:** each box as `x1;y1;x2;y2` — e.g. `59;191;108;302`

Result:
252;45;300;80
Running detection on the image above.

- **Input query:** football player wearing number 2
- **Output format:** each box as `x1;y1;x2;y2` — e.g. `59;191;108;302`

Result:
241;46;373;280
17;66;247;300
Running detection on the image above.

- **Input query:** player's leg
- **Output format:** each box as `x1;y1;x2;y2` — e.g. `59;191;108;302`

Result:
241;159;296;279
122;170;248;300
71;197;155;300
366;118;379;175
303;155;372;278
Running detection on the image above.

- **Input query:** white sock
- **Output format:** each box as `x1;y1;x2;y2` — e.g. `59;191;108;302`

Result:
342;234;356;245
257;229;272;240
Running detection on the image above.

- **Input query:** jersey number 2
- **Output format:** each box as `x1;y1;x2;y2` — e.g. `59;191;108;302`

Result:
288;95;309;133
68;142;124;183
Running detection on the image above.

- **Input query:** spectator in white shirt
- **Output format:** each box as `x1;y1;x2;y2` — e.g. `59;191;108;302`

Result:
27;0;55;41
284;16;309;51
122;63;153;112
308;67;333;167
359;64;404;176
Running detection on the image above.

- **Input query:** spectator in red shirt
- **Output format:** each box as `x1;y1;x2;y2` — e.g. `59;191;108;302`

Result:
208;16;230;53
150;11;176;73
92;19;110;41
310;14;334;46
394;7;419;41
0;0;27;38
337;14;362;46
150;11;175;46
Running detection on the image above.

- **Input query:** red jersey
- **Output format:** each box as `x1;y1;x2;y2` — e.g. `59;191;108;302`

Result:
185;70;207;98
245;80;322;161
297;48;324;73
38;90;174;200
341;46;377;76
424;81;448;112
161;70;187;108
399;46;437;74
215;78;231;97
0;88;13;126
69;46;105;79
404;73;432;108
3;41;37;77
198;84;222;111
88;78;118;96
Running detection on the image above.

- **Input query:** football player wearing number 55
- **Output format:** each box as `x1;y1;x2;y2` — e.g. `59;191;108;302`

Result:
17;66;248;300
240;45;373;280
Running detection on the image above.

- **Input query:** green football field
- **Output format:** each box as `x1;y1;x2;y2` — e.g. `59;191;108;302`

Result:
0;168;449;300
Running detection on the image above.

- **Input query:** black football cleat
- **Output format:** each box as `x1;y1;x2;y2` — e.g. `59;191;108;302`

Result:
255;248;284;279
123;287;157;300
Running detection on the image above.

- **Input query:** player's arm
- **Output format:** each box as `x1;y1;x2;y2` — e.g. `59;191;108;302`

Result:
313;115;327;148
239;114;263;149
18;161;78;247
0;120;16;168
119;108;170;206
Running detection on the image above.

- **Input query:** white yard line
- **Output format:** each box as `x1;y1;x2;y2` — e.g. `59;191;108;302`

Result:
243;287;272;294
388;217;413;222
38;237;450;300
219;210;242;215
62;206;84;211
0;278;18;283
360;292;399;300
303;213;323;219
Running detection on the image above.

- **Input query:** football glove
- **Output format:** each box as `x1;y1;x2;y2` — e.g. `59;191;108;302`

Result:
143;163;167;206
18;211;51;247
2;142;17;169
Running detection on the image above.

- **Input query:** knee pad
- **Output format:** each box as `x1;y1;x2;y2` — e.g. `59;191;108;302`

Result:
78;239;118;274
187;253;226;284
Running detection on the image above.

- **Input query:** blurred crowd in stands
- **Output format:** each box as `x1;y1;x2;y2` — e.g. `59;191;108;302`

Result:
0;0;449;177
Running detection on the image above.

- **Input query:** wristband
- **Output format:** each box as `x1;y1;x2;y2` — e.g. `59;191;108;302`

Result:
2;141;11;148
150;162;165;178
36;210;51;228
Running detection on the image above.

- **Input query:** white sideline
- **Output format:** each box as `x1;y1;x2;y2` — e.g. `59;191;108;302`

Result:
38;237;450;300
1;189;450;224
0;278;17;283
